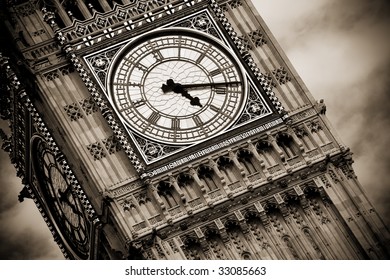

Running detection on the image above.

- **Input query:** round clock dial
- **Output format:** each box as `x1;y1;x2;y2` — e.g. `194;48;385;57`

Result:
33;139;89;259
108;29;247;145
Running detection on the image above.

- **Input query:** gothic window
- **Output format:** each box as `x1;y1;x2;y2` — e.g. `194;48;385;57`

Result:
294;126;315;150
276;133;299;159
237;149;260;174
183;237;204;260
282;235;300;259
177;173;198;201
137;193;159;218
197;165;220;192
308;121;329;146
256;141;279;167
157;181;179;209
205;228;226;259
123;200;143;225
217;156;241;184
64;1;87;21
303;228;325;259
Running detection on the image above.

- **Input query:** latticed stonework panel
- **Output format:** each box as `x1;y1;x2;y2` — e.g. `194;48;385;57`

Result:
86;135;123;160
79;96;99;115
102;135;122;155
272;67;291;85
228;0;243;9
64;103;83;121
87;141;106;160
248;29;267;47
64;97;99;121
43;65;75;81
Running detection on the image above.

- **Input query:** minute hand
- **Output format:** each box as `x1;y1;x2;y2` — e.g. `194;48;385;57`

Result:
181;81;241;89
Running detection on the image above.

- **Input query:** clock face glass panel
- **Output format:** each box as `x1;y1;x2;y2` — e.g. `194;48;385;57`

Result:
33;139;89;258
108;29;247;145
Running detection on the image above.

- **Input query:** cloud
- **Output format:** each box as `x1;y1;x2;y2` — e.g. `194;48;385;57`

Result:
0;0;388;260
256;0;390;227
0;143;64;260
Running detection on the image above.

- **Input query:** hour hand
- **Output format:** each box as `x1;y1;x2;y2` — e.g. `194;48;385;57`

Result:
58;188;81;215
161;79;202;107
161;79;176;93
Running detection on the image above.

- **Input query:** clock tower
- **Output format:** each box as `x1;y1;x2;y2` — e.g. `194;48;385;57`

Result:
1;0;389;259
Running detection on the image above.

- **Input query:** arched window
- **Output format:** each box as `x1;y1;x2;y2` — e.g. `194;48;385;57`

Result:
157;181;179;209
123;200;143;225
237;149;260;174
256;141;278;166
294;126;316;150
217;156;241;184
309;121;330;146
137;193;159;218
177;173;198;201
276;133;299;159
197;165;219;192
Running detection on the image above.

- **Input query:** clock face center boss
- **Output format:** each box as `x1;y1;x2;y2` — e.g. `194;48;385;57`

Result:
108;29;247;145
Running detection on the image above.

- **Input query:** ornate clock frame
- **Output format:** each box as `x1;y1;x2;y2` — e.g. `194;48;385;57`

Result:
31;136;91;259
83;8;282;170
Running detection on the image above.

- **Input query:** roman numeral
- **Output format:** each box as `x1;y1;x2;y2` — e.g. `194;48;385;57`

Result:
196;52;206;64
148;112;161;124
171;118;180;129
215;86;227;94
124;57;148;72
153;50;164;61
133;99;146;108
193;115;203;126
210;105;220;112
210;69;222;77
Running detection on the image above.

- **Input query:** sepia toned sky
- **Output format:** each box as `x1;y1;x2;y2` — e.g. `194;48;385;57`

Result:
0;0;389;259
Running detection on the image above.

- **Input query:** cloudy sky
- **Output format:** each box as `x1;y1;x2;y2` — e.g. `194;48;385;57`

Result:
0;0;389;259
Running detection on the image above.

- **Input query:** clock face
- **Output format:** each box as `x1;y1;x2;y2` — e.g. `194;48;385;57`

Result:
33;139;89;258
108;29;247;145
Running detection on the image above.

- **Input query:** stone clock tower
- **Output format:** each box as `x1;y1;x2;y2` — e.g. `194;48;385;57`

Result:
0;0;388;259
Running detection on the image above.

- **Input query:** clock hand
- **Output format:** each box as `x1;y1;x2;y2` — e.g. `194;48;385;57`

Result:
161;79;202;107
161;81;241;93
58;187;82;216
180;81;242;90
